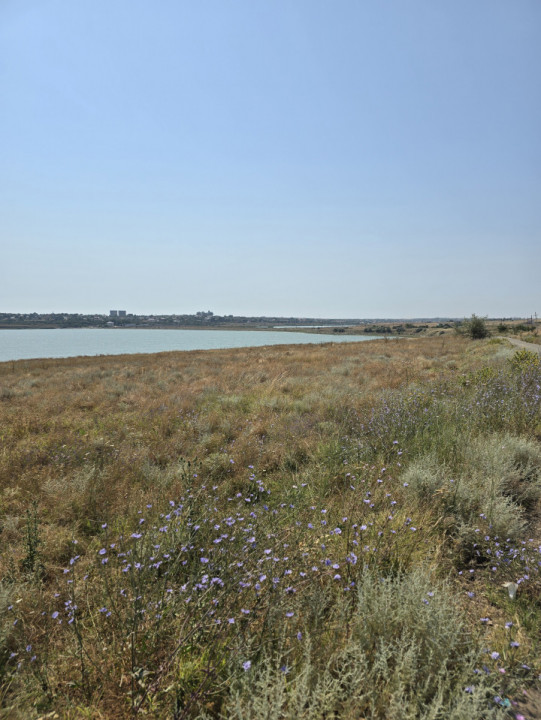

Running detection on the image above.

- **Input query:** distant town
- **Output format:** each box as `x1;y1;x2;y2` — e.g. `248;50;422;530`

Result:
1;311;535;337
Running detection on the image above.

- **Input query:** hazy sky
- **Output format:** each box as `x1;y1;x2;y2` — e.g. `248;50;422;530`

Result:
1;1;540;318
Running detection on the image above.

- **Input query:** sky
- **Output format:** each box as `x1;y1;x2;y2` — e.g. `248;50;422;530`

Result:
1;1;540;318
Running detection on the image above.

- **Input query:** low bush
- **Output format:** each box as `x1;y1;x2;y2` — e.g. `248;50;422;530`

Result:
210;570;509;719
402;433;541;543
460;315;490;340
509;349;540;373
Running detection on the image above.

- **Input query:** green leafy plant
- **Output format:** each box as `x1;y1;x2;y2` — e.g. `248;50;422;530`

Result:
462;314;490;340
21;502;43;579
508;349;540;372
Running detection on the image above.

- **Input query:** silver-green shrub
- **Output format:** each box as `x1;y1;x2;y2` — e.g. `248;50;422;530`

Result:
206;570;507;720
466;434;541;511
402;433;541;541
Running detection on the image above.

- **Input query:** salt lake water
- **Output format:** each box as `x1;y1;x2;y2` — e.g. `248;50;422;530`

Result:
0;329;383;362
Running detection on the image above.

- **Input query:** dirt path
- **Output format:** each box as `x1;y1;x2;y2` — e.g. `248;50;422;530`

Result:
498;336;541;356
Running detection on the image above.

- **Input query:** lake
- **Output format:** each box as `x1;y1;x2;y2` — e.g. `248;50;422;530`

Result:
0;328;384;362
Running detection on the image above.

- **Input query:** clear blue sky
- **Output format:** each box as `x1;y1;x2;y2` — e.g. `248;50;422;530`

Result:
1;1;540;318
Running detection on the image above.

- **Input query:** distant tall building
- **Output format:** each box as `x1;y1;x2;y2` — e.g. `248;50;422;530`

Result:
118;310;127;317
110;310;118;317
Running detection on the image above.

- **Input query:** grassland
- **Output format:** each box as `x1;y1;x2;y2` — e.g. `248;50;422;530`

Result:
1;336;540;719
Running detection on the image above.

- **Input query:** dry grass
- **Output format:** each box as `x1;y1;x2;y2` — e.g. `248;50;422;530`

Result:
0;335;539;718
0;337;477;558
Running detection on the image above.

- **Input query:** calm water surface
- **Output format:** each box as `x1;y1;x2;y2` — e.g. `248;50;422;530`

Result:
0;329;383;362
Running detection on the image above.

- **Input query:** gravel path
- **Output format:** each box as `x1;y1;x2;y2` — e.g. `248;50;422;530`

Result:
498;336;541;356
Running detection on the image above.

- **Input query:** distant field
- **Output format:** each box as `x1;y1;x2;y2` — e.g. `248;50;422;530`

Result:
1;336;540;718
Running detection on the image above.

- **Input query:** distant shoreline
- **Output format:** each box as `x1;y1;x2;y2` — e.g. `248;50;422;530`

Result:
0;321;453;338
0;324;351;335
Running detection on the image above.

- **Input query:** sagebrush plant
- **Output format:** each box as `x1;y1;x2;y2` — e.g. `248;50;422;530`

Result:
463;434;541;514
0;337;540;717
401;433;541;543
210;570;511;720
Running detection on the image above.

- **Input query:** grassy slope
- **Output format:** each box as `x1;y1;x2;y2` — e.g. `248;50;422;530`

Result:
0;337;540;718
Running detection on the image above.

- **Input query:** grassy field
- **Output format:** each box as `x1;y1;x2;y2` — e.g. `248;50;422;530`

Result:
0;336;540;719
